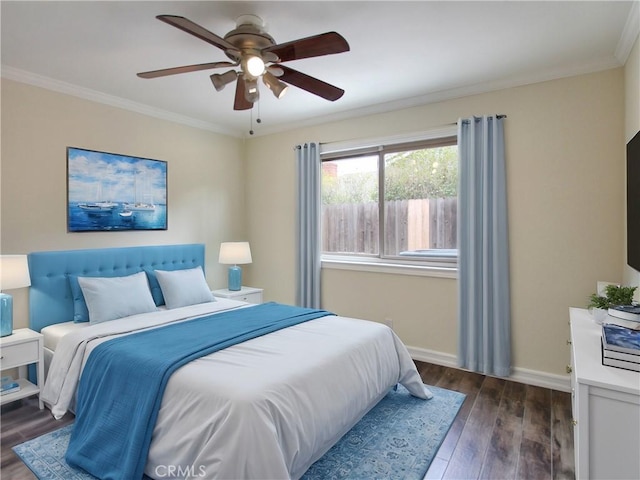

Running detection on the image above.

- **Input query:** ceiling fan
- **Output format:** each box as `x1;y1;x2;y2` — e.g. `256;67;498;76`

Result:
137;14;350;111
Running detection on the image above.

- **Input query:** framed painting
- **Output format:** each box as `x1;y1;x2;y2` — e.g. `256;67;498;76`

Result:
67;147;168;232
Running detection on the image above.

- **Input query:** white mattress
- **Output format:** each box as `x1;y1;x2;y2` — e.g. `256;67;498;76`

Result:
41;321;89;352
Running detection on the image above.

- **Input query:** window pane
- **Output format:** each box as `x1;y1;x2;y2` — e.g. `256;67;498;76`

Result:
383;145;458;257
321;156;379;255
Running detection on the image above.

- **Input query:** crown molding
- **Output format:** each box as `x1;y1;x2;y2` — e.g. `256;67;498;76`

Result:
0;66;242;138
615;1;640;64
255;56;622;137
2;49;624;141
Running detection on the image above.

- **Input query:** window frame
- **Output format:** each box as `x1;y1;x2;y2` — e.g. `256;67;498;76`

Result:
320;128;459;274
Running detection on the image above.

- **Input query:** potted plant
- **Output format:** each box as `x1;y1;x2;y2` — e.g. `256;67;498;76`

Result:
588;284;638;323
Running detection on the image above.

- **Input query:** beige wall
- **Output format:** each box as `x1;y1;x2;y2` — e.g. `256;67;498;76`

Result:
0;64;629;378
245;68;625;376
624;36;640;289
1;79;245;329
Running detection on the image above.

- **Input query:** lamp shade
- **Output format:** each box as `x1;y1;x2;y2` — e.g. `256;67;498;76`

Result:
0;255;31;290
263;71;288;99
219;242;252;265
0;255;30;337
210;70;237;92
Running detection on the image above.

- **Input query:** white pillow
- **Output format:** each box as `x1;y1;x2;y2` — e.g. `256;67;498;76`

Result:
155;267;215;309
78;272;157;324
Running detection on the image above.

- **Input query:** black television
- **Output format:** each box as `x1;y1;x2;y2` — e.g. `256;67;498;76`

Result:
628;130;640;271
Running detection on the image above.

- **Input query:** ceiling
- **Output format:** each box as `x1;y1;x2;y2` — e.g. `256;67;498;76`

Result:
1;1;638;137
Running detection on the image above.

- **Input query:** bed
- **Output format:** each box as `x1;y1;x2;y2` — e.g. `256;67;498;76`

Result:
29;244;430;480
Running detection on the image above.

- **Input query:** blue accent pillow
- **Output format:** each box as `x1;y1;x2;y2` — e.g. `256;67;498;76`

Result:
144;268;166;306
69;275;90;323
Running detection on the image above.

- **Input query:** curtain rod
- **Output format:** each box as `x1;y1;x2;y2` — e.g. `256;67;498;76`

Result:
294;115;507;150
457;114;507;124
294;142;319;150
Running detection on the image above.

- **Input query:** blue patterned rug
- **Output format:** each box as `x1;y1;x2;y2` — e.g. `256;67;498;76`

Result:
13;384;464;480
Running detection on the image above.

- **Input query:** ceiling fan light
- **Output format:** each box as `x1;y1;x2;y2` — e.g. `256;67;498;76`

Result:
263;71;288;99
245;55;265;77
244;78;260;103
210;70;237;91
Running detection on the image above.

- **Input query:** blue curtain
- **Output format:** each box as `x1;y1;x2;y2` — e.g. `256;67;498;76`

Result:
457;115;511;377
295;142;321;308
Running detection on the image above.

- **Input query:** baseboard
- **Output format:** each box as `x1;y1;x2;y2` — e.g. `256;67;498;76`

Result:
407;346;571;393
408;346;458;369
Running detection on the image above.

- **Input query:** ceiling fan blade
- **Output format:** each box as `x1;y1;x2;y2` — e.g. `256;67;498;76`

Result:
263;32;349;62
279;65;344;101
137;62;237;79
234;76;253;110
156;15;240;55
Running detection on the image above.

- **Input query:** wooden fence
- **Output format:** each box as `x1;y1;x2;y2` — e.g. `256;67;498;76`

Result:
322;198;457;254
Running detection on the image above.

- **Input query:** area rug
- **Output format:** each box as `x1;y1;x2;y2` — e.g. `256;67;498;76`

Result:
13;384;465;480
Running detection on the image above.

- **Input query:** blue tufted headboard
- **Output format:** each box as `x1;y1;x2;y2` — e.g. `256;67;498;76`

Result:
28;244;205;332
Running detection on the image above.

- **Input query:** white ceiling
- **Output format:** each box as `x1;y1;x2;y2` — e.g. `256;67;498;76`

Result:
1;1;638;137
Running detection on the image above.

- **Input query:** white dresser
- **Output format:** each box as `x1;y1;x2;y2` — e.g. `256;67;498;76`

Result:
569;308;640;479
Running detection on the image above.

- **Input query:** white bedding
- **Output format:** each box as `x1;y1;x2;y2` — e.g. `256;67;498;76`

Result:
41;322;91;380
42;299;430;480
41;307;168;352
42;321;89;352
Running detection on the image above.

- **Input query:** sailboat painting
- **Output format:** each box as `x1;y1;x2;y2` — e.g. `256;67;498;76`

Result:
67;147;167;232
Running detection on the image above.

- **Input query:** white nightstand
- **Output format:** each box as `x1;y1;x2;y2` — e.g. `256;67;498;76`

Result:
212;286;263;304
0;328;44;409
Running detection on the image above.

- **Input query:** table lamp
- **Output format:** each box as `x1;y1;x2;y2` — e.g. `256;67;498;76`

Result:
219;242;252;291
0;255;31;337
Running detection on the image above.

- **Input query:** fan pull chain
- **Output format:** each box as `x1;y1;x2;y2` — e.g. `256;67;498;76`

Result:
249;101;262;136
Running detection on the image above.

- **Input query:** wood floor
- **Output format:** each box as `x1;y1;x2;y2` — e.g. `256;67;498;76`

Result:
0;361;574;480
417;362;574;480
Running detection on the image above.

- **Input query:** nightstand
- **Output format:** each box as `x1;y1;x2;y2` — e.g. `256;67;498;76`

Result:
212;286;263;304
0;328;44;409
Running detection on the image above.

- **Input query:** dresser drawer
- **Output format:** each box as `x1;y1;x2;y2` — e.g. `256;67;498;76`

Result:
1;341;39;369
238;292;262;304
212;287;263;304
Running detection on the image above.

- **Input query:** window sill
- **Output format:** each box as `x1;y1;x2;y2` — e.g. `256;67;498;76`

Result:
321;258;457;279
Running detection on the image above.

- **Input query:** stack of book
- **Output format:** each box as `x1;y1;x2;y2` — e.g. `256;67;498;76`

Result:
608;304;640;322
1;376;21;396
601;323;640;372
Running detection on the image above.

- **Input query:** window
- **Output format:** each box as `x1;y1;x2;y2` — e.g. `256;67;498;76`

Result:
321;135;458;267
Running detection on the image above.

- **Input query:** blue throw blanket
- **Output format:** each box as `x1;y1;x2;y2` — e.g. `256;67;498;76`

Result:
65;302;333;480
